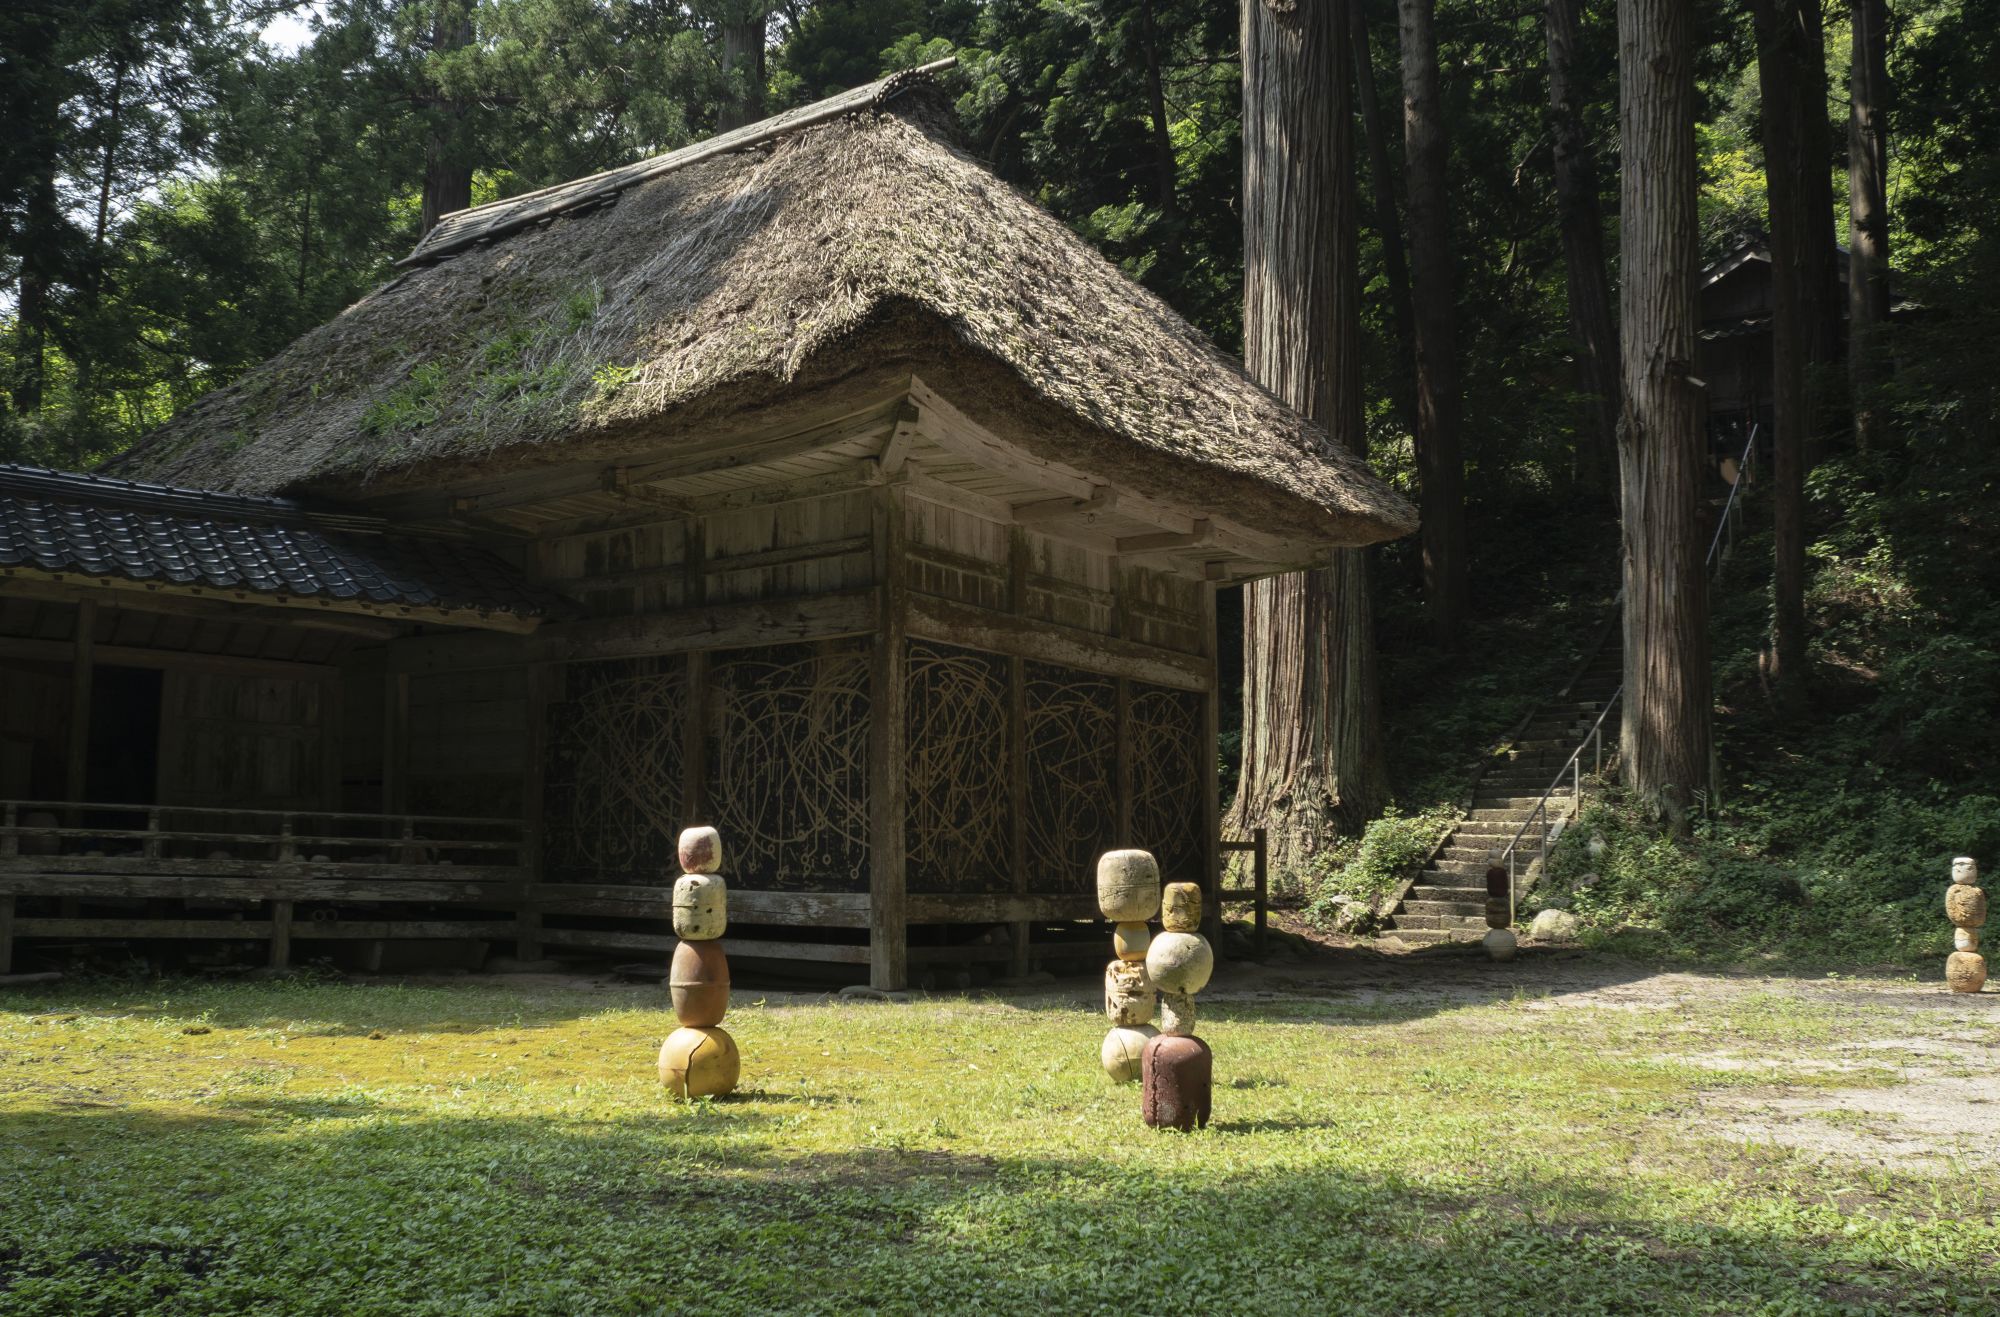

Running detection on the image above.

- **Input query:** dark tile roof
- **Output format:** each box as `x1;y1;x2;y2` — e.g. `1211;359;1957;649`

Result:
0;463;562;622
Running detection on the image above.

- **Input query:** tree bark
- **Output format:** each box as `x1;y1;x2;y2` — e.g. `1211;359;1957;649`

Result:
1397;0;1468;641
717;9;769;131
1847;0;1891;450
1229;0;1387;876
420;1;475;235
1350;0;1416;432
1138;0;1181;217
1752;0;1832;714
1616;0;1711;832
1544;0;1620;497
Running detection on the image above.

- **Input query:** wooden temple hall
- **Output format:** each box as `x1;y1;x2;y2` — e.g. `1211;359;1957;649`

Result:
0;63;1414;989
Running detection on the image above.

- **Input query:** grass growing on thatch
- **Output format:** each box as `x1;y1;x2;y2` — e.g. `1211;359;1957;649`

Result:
1;962;1994;1314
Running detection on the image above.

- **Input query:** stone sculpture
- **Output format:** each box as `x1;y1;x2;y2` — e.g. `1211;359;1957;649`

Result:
1141;880;1213;1129
1097;849;1160;1080
658;825;740;1097
1946;856;1987;994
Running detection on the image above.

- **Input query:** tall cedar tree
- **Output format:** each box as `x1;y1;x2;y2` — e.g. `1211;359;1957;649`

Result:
1230;0;1387;869
1544;0;1619;496
1752;0;1837;714
1847;0;1891;449
716;2;769;131
419;0;475;234
1349;0;1414;433
1616;0;1710;831
1396;0;1467;641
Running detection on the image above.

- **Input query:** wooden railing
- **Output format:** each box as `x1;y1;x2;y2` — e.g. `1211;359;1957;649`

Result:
1218;826;1269;957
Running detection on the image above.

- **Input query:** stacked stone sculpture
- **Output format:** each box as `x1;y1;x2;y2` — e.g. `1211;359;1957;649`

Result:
1098;849;1160;1084
1946;856;1987;994
1482;853;1517;962
1144;876;1214;1131
658;826;741;1098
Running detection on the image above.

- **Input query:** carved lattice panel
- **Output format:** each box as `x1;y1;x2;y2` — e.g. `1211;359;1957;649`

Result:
1024;661;1116;892
1129;684;1206;886
543;656;686;885
905;641;1011;893
708;642;871;891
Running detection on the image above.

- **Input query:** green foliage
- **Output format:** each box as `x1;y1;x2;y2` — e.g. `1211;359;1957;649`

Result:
1300;804;1458;924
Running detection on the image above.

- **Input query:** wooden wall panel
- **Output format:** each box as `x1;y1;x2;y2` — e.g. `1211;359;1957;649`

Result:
406;667;527;817
157;670;327;812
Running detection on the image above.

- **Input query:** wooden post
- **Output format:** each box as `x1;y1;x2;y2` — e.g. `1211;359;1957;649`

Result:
1006;528;1032;977
65;601;96;809
0;895;14;975
1114;677;1134;846
867;485;909;990
682;517;710;826
517;662;552;962
1199;582;1223;937
269;899;292;971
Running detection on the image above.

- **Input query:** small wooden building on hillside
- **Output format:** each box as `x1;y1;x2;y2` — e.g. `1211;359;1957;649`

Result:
2;62;1415;988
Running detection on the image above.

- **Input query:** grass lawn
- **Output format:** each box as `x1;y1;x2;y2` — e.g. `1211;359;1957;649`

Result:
1;952;1995;1315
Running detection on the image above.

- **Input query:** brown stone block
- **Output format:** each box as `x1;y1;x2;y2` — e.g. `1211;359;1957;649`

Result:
1141;1033;1212;1131
670;938;731;1027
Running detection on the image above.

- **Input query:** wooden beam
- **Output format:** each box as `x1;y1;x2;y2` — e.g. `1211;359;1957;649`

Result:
0;872;524;902
868;484;909;990
534;926;872;963
906;594;1210;693
1117;521;1214;555
386;591;878;674
0;577;400;640
526;884;870;926
0;635;335;682
0;566;537;635
529;464;886;542
65;602;95;806
905;892;1102;923
876;403;920;476
704;534;871;576
1010;486;1116;525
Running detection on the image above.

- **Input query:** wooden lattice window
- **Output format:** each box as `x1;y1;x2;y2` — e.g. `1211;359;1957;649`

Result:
1129;683;1206;886
905;640;1011;894
1024;661;1116;892
543;656;686;885
707;642;871;892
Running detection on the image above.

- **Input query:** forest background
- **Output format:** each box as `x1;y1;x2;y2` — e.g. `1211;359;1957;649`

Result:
1;0;1994;965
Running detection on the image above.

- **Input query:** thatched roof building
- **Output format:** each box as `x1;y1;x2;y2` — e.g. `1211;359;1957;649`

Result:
114;60;1412;557
11;63;1416;989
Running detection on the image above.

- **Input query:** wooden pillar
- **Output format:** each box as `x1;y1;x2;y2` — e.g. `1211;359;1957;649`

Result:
867;485;909;990
0;894;14;975
1199;582;1223;936
319;674;345;819
517;661;552;961
268;899;292;971
64;601;96;807
382;671;410;816
682;517;710;826
1114;677;1134;845
1006;528;1032;976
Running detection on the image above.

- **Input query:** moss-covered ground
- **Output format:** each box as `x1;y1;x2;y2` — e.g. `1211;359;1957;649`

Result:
2;954;1995;1315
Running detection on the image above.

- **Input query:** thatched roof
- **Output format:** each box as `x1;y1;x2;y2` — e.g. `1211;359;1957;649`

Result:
113;63;1416;548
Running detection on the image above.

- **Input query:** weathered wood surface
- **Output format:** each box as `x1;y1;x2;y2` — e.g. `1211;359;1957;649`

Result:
528;884;870;926
905;595;1209;692
905;892;1102;923
868;484;910;990
0;872;525;902
535;926;872;963
15;918;512;940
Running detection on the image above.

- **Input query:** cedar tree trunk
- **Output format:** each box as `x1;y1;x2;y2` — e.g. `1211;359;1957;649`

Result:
1397;0;1468;641
1847;0;1892;449
1545;0;1620;497
1229;0;1387;875
1351;0;1416;432
1616;0;1711;832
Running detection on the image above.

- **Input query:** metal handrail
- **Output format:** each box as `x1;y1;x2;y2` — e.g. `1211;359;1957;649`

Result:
1496;423;1759;922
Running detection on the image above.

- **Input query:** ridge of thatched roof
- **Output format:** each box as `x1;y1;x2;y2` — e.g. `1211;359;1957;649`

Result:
112;66;1417;548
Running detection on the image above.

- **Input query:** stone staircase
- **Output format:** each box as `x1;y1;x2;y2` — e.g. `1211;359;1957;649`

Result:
1383;641;1623;945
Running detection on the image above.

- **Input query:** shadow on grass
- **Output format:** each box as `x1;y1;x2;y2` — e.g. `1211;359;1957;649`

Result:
0;1101;1984;1315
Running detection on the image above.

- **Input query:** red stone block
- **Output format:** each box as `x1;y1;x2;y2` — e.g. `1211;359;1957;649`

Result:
1141;1033;1212;1131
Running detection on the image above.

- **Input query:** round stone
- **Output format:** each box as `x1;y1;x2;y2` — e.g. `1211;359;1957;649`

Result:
1945;884;1987;929
1485;897;1512;930
1956;927;1980;952
1104;958;1156;1027
669;938;731;1027
1946;951;1987;994
1112;921;1152;962
1161;882;1203;933
1953;856;1980;886
1096;849;1161;923
677;826;724;875
1482;928;1518;962
1145;931;1214;995
1528;909;1579;942
672;872;728;940
658;1026;740;1098
1159;989;1197;1036
1100;1024;1158;1083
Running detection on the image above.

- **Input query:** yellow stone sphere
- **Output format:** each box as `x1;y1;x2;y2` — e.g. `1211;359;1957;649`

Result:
1945;884;1987;929
1096;849;1161;923
1161;882;1203;933
1100;1024;1158;1082
1112;921;1152;961
658;1026;741;1099
1946;952;1987;994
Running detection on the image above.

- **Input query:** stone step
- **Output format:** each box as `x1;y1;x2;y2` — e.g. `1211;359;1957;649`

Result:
1471;791;1574;809
1384;927;1481;945
1409;883;1487;901
1466;807;1552;822
1424;859;1489;877
1400;899;1485;918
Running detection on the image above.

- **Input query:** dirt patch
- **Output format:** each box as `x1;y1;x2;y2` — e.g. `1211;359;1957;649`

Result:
1699;1072;2000;1169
